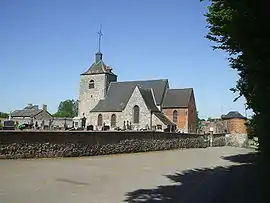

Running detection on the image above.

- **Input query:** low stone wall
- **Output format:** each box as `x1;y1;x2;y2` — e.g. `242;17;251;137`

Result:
213;134;226;147
0;131;248;159
225;133;248;148
0;131;210;159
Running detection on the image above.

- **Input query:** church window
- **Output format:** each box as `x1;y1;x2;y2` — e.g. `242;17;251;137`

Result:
173;110;178;123
97;114;102;126
111;114;116;127
133;105;140;123
89;80;95;89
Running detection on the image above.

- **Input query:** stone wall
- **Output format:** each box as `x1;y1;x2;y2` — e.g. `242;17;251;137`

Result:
0;131;248;159
79;74;107;119
212;134;226;147
152;114;168;131
120;86;151;130
0;131;209;159
225;133;248;148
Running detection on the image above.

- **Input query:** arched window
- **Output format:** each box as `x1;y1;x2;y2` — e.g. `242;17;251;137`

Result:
89;80;95;89
97;114;102;126
111;114;116;127
173;110;178;123
133;105;140;123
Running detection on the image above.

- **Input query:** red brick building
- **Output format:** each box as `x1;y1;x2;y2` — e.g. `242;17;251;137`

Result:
162;89;197;133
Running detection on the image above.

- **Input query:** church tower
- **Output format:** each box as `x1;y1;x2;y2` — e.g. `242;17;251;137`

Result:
78;28;117;119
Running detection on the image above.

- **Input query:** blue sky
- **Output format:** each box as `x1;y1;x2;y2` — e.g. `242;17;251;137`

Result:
0;0;252;119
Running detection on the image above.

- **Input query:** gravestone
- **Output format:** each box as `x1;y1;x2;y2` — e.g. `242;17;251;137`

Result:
3;120;15;130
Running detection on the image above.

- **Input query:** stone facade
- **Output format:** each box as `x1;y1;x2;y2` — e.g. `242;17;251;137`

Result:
87;87;165;131
201;119;227;134
78;52;196;132
121;86;151;130
78;73;116;118
152;114;169;131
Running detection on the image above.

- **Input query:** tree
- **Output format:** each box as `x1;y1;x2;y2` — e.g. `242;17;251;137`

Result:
53;99;78;118
0;112;9;118
196;111;203;132
202;0;270;200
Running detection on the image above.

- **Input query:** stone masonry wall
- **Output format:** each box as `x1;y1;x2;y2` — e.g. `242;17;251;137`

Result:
79;74;107;120
152;114;168;131
0;131;210;159
0;131;246;159
88;86;151;130
122;86;151;130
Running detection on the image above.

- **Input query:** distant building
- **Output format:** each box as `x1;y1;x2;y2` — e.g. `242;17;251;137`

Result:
10;104;73;129
221;111;247;134
11;104;53;126
201;111;247;134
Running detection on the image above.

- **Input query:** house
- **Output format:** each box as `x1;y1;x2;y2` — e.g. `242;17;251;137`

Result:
201;111;247;134
221;111;247;134
11;104;53;127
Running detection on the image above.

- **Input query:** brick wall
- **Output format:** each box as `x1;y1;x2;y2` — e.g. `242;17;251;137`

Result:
226;118;247;134
162;108;188;132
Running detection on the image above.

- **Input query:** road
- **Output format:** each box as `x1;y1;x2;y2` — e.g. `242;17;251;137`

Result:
0;147;257;203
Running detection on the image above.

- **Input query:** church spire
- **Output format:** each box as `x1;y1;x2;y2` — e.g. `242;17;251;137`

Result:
95;24;103;63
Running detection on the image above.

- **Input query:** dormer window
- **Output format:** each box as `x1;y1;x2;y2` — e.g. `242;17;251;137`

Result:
89;80;95;89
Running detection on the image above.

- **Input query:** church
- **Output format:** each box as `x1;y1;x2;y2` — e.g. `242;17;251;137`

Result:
78;40;197;132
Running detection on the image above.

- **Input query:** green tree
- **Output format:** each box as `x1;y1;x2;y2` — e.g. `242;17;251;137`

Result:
53;99;78;118
202;0;269;201
196;111;203;132
0;112;9;118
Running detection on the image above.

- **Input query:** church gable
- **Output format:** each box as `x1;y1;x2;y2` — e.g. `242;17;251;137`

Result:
122;86;151;129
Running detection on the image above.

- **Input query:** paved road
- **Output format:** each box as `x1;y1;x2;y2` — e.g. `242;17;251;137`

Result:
0;147;257;203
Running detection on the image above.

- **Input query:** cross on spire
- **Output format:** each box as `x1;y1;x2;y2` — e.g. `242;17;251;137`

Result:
97;24;103;52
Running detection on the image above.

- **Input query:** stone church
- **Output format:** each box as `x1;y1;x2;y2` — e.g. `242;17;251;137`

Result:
78;51;197;132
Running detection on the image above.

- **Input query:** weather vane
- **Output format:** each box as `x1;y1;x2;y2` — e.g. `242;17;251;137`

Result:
97;24;103;52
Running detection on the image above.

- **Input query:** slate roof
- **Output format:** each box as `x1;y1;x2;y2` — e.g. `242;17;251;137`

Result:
221;111;247;120
153;112;176;126
11;106;42;118
81;60;116;76
138;88;159;112
91;79;168;112
162;88;193;108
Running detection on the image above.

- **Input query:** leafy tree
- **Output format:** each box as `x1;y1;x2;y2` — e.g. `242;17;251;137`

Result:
0;112;9;118
202;0;269;201
196;111;203;132
53;99;78;118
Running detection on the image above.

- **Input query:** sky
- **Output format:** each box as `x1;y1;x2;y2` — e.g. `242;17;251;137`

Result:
0;0;252;119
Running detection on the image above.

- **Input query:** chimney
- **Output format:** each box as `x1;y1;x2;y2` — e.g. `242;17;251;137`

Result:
42;104;47;111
